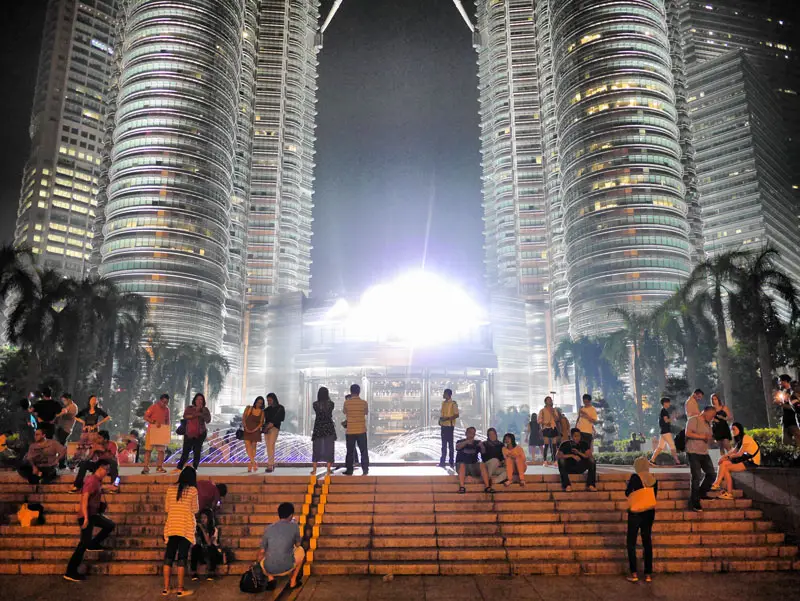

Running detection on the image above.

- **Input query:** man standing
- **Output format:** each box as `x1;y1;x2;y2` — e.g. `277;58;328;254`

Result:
17;428;67;484
650;397;680;465
63;460;116;582
455;427;493;493
142;394;171;474
343;384;369;475
33;387;62;439
258;502;305;590
438;388;459;468
685;405;716;512
556;428;597;492
684;389;704;421
55;393;79;446
576;394;597;446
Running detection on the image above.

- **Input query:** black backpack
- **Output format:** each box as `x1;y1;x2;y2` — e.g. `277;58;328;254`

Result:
239;561;267;593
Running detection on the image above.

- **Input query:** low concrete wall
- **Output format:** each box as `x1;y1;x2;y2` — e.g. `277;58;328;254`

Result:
734;468;800;542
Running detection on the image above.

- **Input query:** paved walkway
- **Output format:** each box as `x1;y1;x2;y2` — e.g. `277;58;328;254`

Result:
1;573;799;601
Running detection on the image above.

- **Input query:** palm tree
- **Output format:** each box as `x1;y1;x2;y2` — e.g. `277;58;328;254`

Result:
656;284;716;392
59;276;107;393
728;248;799;426
689;250;750;403
152;343;230;413
602;308;652;430
5;268;73;393
552;336;603;410
0;244;36;304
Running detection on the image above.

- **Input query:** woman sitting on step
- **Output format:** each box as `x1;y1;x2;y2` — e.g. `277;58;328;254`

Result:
711;422;760;500
501;433;526;487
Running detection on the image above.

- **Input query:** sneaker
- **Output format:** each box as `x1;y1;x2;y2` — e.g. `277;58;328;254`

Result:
644;575;652;583
437;462;446;468
691;505;704;513
191;574;200;581
206;575;216;581
177;590;194;597
626;575;639;583
63;573;86;582
717;491;734;500
710;484;721;491
68;486;80;494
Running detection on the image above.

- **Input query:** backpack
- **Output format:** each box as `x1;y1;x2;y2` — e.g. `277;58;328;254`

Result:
674;429;686;453
239;561;267;593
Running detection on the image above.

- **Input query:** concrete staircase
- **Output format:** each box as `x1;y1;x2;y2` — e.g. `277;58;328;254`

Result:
0;474;311;576
309;472;799;576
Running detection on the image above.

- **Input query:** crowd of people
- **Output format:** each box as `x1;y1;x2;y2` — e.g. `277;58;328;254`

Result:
5;374;800;586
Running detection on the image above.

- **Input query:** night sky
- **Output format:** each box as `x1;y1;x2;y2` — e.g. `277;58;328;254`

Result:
0;0;484;298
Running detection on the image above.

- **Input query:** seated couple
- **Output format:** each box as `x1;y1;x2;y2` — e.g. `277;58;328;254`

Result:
257;502;305;590
557;428;597;491
455;427;528;493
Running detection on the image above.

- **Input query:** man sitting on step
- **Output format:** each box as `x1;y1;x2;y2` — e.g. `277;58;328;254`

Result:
17;428;66;485
556;428;598;492
479;428;507;486
258;502;305;590
455;427;494;494
69;430;119;494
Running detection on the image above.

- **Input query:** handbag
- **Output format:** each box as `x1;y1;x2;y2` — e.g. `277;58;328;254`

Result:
235;428;245;441
239;560;267;593
627;484;657;512
176;419;187;436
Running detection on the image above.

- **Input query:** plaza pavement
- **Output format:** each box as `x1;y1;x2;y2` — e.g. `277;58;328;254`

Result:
1;573;799;601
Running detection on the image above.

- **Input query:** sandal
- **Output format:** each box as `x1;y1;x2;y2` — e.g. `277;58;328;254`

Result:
503;481;512;487
177;590;194;597
626;575;639;583
156;467;167;474
161;589;169;596
484;486;495;493
458;486;466;494
289;578;303;589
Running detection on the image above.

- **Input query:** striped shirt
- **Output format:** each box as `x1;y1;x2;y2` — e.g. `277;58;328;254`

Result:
343;396;368;435
164;484;199;544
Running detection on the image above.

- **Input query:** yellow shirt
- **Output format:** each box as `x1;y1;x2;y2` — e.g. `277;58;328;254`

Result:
577;406;597;435
440;400;459;427
739;435;761;465
164;485;199;544
344;396;368;435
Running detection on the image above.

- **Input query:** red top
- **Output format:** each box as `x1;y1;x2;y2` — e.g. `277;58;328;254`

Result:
196;480;221;512
82;474;103;517
145;401;170;426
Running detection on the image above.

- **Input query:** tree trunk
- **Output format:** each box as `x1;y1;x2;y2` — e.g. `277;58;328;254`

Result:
684;318;698;391
99;325;116;404
574;364;582;412
757;331;775;427
712;290;733;403
632;342;644;431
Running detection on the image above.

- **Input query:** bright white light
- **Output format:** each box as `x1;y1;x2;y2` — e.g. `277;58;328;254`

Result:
325;270;487;346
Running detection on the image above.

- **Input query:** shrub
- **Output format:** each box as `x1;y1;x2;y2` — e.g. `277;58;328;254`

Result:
594;451;688;465
749;428;800;467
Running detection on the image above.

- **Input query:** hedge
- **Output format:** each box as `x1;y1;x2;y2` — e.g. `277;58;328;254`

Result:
595;428;800;467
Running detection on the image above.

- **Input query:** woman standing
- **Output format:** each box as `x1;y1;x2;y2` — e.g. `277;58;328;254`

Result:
176;394;211;472
625;456;658;583
526;412;543;463
163;467;199;597
502;433;527;487
712;422;760;500
710;393;733;455
263;393;285;473
538;397;559;466
242;397;265;473
311;387;337;476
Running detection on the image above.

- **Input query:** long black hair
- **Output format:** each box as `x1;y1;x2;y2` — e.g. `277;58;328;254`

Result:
177;466;197;501
192;393;206;408
503;432;517;448
317;387;330;403
731;422;745;446
267;392;279;406
253;396;265;409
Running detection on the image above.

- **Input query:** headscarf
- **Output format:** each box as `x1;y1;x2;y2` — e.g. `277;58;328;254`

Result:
633;456;656;488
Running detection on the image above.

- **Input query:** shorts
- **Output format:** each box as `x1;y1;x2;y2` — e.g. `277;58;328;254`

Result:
457;462;482;478
164;536;191;567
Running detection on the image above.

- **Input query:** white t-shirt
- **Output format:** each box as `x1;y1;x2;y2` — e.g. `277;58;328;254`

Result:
577;405;597;435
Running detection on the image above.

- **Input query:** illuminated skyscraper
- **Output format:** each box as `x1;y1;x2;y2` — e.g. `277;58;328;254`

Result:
99;0;245;352
14;0;118;277
244;0;320;402
477;0;692;347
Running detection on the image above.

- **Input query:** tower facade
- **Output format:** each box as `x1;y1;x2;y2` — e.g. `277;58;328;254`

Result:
99;0;245;351
244;0;320;403
15;0;118;277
